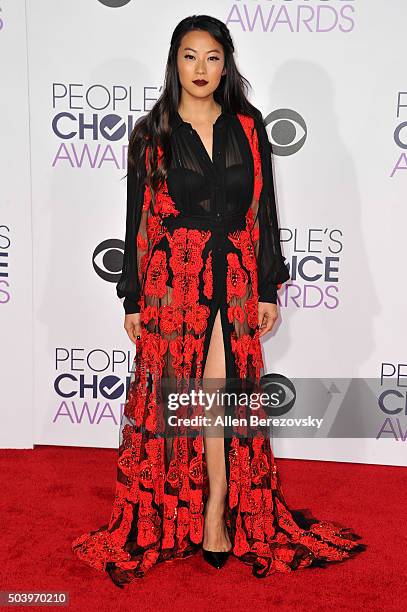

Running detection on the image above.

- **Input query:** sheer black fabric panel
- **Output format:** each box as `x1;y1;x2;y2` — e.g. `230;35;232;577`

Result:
254;113;290;304
116;154;147;314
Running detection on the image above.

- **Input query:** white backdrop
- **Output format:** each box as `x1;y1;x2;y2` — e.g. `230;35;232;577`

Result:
0;0;32;448
1;0;406;464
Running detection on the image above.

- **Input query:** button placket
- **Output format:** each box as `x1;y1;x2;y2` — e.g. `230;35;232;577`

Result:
212;126;223;225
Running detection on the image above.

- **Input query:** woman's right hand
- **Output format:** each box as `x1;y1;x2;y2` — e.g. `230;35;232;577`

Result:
124;313;141;344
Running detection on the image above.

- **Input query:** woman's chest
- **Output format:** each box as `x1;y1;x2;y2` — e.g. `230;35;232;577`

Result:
166;123;254;212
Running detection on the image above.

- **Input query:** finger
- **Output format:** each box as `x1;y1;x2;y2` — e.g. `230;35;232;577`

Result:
265;320;274;333
125;324;138;345
132;324;142;345
258;307;268;325
259;312;278;337
130;326;141;344
258;314;268;337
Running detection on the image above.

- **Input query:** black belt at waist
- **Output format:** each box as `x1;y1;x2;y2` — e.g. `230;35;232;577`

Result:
161;212;247;234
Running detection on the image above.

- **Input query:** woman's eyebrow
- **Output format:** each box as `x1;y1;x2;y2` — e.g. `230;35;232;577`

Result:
183;47;221;53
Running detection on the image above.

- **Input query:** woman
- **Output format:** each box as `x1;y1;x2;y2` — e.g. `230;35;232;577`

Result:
72;15;366;587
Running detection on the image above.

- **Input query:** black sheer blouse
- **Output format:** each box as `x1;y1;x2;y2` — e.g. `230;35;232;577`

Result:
117;107;290;314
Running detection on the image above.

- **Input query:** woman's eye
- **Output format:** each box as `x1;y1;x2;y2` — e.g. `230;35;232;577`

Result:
183;54;220;61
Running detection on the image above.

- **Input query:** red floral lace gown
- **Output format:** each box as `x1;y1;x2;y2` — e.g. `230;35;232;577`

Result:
71;108;366;586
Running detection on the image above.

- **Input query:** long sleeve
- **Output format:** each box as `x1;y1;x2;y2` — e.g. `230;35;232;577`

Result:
116;149;148;314
251;112;290;303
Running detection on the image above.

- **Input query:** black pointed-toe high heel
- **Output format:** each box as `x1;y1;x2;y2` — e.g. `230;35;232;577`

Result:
202;548;230;569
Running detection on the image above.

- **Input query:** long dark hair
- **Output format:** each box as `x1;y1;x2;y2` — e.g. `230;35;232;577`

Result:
128;14;260;202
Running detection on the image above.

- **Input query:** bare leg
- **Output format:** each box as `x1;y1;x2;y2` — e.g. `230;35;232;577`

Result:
202;309;232;552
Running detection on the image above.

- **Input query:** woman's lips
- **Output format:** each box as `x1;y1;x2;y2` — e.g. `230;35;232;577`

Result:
193;79;208;86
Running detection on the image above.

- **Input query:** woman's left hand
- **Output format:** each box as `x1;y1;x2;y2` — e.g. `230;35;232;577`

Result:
258;302;278;338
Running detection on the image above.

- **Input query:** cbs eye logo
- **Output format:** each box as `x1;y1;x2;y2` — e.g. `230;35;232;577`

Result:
93;239;124;283
97;0;132;7
264;109;307;157
259;373;296;416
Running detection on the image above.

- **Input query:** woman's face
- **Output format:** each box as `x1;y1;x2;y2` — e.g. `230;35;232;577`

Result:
176;29;226;101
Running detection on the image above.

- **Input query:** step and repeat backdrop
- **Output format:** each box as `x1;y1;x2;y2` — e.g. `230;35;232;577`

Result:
0;0;32;448
1;0;406;464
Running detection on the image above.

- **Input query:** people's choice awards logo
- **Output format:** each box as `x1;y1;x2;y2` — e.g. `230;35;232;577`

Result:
53;347;134;427
262;109;344;311
97;0;132;7
377;362;407;441
279;226;343;310
51;82;153;169
391;92;407;177
0;225;10;305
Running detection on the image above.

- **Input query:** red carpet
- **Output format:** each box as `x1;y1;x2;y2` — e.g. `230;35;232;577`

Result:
1;446;405;611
